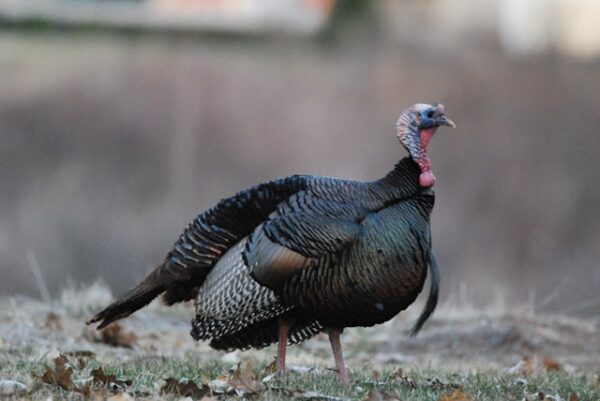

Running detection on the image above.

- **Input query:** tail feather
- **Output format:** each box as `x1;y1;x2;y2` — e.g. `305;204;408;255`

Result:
410;252;440;337
86;280;165;329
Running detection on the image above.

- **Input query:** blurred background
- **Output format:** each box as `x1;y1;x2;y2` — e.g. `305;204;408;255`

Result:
1;0;599;317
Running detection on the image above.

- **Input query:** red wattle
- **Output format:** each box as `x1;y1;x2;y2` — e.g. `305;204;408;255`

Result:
419;171;436;187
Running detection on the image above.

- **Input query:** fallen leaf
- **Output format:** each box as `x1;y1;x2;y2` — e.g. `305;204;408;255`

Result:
100;323;137;348
508;356;536;375
208;374;229;394
64;350;95;369
45;312;63;331
439;388;476;401
92;367;133;390
543;357;561;372
569;393;579;401
33;354;75;390
160;378;210;398
392;368;417;389
77;384;108;400
263;359;278;375
228;361;259;395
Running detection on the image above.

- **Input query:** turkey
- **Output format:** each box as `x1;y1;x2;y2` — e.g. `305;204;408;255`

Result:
87;103;455;382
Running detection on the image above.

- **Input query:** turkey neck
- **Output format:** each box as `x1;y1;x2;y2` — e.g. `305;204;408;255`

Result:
367;157;433;206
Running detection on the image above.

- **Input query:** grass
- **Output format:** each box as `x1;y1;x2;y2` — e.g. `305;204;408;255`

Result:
1;350;598;400
1;286;598;400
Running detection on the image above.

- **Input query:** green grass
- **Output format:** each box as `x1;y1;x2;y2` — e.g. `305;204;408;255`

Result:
2;351;598;400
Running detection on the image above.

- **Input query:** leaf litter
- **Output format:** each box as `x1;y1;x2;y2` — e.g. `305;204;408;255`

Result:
439;388;476;401
4;284;598;400
161;377;211;398
208;360;261;396
31;353;134;398
99;323;138;348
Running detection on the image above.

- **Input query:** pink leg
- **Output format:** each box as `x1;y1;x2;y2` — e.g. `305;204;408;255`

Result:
277;319;291;376
328;329;349;383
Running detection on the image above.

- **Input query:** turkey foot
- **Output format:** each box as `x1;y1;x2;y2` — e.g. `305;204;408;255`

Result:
328;329;349;383
277;318;293;376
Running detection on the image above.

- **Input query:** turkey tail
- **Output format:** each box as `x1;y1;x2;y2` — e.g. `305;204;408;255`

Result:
86;277;165;330
410;253;440;337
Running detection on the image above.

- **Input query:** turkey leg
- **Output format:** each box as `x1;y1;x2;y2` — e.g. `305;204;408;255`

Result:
328;329;349;383
277;319;292;376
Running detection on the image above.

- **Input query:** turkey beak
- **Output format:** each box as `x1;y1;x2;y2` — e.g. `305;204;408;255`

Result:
436;115;456;129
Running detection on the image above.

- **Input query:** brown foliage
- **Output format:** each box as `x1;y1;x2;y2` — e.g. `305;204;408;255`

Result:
227;361;260;395
33;355;75;391
92;367;133;390
439;388;476;401
100;323;137;348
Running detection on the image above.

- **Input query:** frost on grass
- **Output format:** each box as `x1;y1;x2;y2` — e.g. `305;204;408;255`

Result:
0;283;599;400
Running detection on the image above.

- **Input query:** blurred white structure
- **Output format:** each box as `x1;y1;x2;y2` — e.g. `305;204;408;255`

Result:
1;0;599;58
0;0;334;35
381;0;600;59
499;0;600;58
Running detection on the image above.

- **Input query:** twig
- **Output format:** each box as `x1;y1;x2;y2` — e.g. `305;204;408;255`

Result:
27;249;51;304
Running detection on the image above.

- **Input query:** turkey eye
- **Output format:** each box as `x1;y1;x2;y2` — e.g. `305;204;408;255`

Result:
426;111;434;118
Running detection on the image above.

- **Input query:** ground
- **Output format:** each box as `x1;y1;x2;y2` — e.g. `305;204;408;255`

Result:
0;284;598;400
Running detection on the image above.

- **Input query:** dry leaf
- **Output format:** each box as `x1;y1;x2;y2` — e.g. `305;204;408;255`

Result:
92;367;133;390
64;350;95;369
263;359;278;375
392;368;416;389
569;393;579;401
543;357;561;372
160;378;210;398
522;356;536;375
208;374;229;393
228;361;259;395
509;356;536;375
100;323;137;348
77;384;109;400
33;354;75;390
439;388;476;401
45;312;63;331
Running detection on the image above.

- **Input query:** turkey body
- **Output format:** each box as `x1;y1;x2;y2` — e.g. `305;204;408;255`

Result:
283;189;433;329
88;157;438;351
187;157;435;349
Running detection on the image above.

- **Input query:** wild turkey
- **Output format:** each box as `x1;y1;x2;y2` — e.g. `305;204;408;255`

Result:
88;103;455;382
